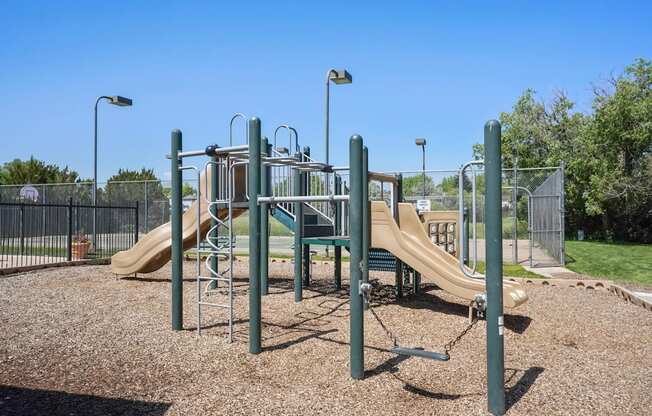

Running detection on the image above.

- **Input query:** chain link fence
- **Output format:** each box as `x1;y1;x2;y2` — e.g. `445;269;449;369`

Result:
1;165;564;267
382;166;564;267
0;179;200;235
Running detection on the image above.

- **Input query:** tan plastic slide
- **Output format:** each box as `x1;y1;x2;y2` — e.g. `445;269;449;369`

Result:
370;201;528;308
111;167;247;275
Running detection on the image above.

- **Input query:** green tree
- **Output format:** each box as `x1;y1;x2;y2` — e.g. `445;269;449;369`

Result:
472;58;652;242
103;168;167;205
0;157;80;184
582;59;652;241
402;174;436;198
161;182;196;199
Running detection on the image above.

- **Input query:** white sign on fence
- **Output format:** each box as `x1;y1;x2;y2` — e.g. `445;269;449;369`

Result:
416;199;431;213
19;185;39;202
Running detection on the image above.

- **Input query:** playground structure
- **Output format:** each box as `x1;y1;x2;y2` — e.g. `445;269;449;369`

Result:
110;114;527;415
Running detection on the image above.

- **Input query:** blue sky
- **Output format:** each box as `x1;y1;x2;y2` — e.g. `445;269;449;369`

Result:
1;1;651;181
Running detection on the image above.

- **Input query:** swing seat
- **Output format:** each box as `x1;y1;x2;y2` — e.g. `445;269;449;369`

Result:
391;346;450;361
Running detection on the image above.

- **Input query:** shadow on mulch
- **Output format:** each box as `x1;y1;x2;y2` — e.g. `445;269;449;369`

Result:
263;328;339;352
258;297;350;351
365;353;411;378
505;366;545;411
183;318;249;332
0;385;171;416
121;275;251;284
370;282;533;334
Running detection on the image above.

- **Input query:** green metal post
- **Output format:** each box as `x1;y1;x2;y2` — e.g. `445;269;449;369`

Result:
334;175;342;290
293;152;304;302
302;146;311;287
248;118;262;354
394;173;403;298
303;244;310;286
413;271;420;294
209;154;219;290
170;129;183;331
485;120;505;415
362;146;369;309
349;135;364;380
463;207;470;266
261;137;270;296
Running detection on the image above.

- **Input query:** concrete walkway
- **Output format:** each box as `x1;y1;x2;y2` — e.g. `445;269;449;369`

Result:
522;265;579;278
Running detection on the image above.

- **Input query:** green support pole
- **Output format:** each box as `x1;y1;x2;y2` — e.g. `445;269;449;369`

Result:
413;271;420;294
394;173;403;299
302;146;311;287
293;152;304;302
349;135;364;380
248;118;262;354
485;120;505;415
261;137;270;296
334;175;342;290
170;129;183;331
303;244;310;286
209;154;219;290
362;146;369;309
463;207;470;266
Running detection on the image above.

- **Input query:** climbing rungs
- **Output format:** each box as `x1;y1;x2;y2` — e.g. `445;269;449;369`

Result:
196;249;233;254
198;301;231;309
391;346;450;361
197;276;231;282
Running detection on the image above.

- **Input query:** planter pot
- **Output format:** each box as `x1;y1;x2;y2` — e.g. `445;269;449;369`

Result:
71;242;91;259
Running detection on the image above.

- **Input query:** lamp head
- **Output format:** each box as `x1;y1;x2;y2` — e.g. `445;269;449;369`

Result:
328;69;352;85
415;138;426;146
109;96;133;107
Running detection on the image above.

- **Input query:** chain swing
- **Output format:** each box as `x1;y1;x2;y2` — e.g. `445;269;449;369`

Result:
360;282;486;361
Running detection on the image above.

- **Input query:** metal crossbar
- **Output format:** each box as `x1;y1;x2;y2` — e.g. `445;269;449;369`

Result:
257;195;349;204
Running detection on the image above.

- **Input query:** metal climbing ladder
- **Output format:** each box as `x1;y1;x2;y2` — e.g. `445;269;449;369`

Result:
194;149;248;342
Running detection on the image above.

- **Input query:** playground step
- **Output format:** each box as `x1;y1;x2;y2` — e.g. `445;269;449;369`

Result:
304;224;335;238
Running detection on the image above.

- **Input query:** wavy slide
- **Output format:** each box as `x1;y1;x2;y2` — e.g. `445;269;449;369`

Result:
111;167;247;275
370;201;528;308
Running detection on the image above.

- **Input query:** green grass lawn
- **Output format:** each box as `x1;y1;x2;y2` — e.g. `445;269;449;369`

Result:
474;260;542;279
565;240;652;285
233;213;293;236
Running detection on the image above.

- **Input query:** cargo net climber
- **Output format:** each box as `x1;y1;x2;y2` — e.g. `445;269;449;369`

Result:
121;116;528;416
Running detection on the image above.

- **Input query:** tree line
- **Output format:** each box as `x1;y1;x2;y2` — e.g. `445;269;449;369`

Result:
473;58;651;243
0;162;195;204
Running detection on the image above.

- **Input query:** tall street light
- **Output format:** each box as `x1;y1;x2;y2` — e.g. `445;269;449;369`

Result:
415;138;427;198
324;69;352;165
93;95;132;250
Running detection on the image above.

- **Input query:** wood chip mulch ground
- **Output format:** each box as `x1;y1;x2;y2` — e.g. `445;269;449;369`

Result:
1;259;650;415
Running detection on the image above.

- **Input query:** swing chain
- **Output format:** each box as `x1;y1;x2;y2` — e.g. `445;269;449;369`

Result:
443;295;486;358
368;302;399;347
363;282;485;358
361;281;398;347
443;309;480;358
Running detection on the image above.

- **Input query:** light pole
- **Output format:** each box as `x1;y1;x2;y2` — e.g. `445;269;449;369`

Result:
324;69;352;165
415;138;427;198
93;95;132;250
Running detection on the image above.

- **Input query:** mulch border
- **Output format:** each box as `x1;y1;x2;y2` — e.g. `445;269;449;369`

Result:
507;276;651;312
0;258;110;277
3;260;649;312
608;284;652;312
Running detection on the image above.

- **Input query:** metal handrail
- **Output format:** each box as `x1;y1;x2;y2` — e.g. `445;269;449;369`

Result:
503;185;533;268
273;124;299;154
229;113;248;145
458;160;484;279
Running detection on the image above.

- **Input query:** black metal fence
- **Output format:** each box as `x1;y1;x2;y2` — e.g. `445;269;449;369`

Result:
0;200;138;270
